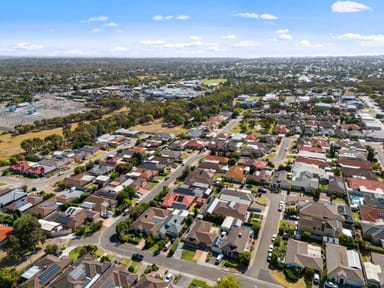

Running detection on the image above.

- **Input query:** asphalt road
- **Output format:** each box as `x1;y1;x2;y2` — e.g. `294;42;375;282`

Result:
369;142;384;168
272;136;291;166
245;192;284;282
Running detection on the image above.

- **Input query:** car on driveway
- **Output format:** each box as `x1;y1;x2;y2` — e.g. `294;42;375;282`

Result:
131;253;144;261
313;272;320;285
165;272;174;282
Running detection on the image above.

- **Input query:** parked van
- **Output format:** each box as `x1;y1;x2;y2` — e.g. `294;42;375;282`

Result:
215;253;224;265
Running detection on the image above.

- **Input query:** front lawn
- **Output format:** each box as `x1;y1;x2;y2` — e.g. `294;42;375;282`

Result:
181;248;196;262
189;279;214;288
256;196;267;206
270;270;306;288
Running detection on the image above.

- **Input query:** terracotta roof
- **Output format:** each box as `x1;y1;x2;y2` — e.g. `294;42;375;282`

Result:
295;156;329;168
359;205;384;222
161;192;195;208
337;158;373;170
347;178;384;192
298;145;324;153
0;226;13;242
204;155;229;164
225;166;245;181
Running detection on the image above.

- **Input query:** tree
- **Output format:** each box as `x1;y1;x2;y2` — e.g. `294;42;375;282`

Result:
367;145;376;163
45;244;59;255
0;267;18;288
3;214;46;260
215;274;240;288
239;251;251;267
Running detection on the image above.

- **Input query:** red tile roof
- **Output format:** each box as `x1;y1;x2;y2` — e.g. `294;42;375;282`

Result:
295;156;329;168
204;155;229;164
298;145;324;153
225;166;245;181
337;158;373;170
347;178;384;192
0;226;13;242
161;192;195;208
359;205;384;222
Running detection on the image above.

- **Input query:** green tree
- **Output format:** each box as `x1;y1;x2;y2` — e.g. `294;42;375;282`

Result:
215;274;240;288
0;267;18;288
3;214;46;260
239;251;251;267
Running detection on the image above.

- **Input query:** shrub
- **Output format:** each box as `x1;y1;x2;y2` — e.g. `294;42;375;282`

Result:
284;268;301;283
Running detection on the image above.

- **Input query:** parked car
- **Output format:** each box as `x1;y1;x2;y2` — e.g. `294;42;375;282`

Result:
258;187;267;193
165;272;174;282
267;251;272;262
271;234;277;242
215;253;224;265
131;253;144;261
163;242;171;251
268;244;274;253
313;272;320;285
324;280;339;288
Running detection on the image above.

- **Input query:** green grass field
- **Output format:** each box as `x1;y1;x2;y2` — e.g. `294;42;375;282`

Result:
201;78;227;85
181;248;196;262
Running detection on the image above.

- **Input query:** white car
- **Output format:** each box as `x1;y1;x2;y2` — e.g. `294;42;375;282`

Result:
268;244;274;252
165;272;173;282
271;234;277;242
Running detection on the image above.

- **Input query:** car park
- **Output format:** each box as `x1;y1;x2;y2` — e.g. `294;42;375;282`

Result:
131;253;144;261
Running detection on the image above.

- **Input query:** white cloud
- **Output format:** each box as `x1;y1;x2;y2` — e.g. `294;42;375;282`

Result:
275;29;292;40
331;1;371;13
189;35;201;41
278;34;293;40
234;12;259;19
260;13;278;20
87;16;109;22
104;22;118;27
299;40;324;48
338;32;384;45
139;40;165;45
276;29;289;34
90;28;104;33
222;34;237;40
234;12;278;20
112;46;128;52
13;42;43;50
175;15;190;20
152;15;173;21
233;40;257;47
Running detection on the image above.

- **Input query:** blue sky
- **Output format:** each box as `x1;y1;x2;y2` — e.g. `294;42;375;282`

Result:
0;0;383;57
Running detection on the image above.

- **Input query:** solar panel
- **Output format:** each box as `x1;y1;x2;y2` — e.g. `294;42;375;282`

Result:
101;279;115;288
56;215;71;225
69;264;85;281
39;263;60;285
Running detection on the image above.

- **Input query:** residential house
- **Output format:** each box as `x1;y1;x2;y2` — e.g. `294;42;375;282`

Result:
295;156;329;168
159;150;182;162
285;238;323;272
91;265;138;288
45;206;94;232
298;202;344;239
10;160;46;177
216;226;252;260
0;188;27;208
28;196;67;217
360;206;384;223
205;198;249;222
0;225;13;246
135;275;168;288
246;169;273;187
361;222;384;246
326;243;365;287
341;167;378;181
131;207;171;235
81;195;118;215
182;219;217;250
158;209;188;239
88;164;114;176
347;178;384;194
49;255;111;288
161;192;197;210
63;173;95;190
184;168;214;187
271;171;290;190
20;255;72;288
219;188;254;206
364;253;384;288
184;139;205;150
337;158;373;171
173;183;212;198
327;176;347;197
224;166;246;184
4;194;42;213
